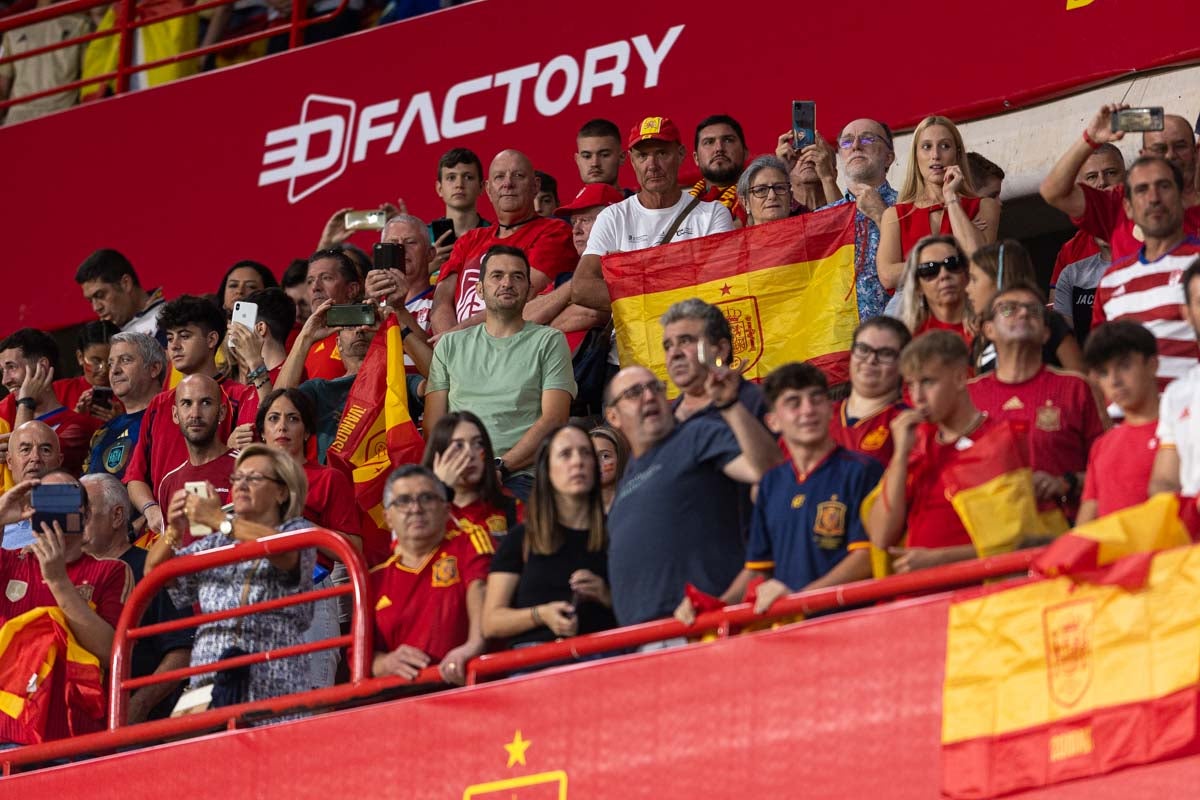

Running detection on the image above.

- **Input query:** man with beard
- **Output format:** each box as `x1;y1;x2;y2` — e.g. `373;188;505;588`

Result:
690;114;749;225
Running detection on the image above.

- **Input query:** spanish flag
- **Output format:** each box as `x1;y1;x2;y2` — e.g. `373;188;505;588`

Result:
327;315;426;566
0;607;105;745
603;205;858;386
941;542;1200;798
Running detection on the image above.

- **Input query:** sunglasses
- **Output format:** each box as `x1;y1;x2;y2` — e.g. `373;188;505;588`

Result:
916;255;965;281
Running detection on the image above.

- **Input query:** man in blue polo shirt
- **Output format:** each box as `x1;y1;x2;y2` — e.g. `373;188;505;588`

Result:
747;362;883;613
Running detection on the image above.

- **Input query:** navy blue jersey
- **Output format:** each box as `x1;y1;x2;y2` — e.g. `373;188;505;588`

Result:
87;409;146;479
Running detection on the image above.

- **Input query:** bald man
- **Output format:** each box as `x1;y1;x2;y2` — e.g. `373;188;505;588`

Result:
2;421;63;549
429;148;576;335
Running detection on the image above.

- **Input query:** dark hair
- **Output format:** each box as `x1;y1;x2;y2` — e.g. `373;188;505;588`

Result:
383;464;447;507
1083;320;1159;370
308;248;364;285
243;288;295;345
255;388;317;440
217;260;277;307
157;295;227;340
336;244;372;277
589;425;629;483
1183;256;1200;304
437;147;483;181
535;170;558;201
281;259;308;290
77;320;120;353
981;281;1048;323
525;422;606;558
763;362;829;406
0;328;59;372
1124;155;1184;197
966;151;1005;184
853;316;912;350
74;248;140;287
480;244;531;277
421;411;507;510
693;114;746;151
577;118;621;142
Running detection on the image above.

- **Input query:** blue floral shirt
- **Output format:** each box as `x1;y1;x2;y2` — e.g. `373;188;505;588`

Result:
823;181;898;321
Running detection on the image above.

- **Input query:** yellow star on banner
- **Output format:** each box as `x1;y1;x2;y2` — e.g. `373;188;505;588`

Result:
504;730;531;768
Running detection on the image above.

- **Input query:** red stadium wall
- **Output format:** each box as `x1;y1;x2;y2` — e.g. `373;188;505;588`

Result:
2;0;1199;332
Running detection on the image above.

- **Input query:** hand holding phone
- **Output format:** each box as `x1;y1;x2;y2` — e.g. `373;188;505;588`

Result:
1111;107;1164;133
184;482;212;535
326;303;377;327
32;483;85;535
90;386;114;410
792;100;816;151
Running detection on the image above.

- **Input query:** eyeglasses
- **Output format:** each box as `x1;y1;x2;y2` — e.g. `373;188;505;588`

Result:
386;492;444;510
747;183;791;199
229;472;284;487
851;342;900;365
991;300;1044;319
916;255;966;281
609;379;667;406
838;133;882;149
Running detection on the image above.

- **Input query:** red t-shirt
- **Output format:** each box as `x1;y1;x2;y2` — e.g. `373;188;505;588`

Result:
39;406;102;477
369;532;493;662
830;400;905;467
440;216;576;323
447;496;523;541
915;315;972;350
302;462;359;535
1082;419;1159;518
1071;183;1200;261
1049;229;1102;290
303;333;343;381
156;451;238;545
53;376;93;415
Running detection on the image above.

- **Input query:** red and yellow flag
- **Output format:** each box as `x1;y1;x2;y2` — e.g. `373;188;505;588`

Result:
327;315;425;566
602;205;858;386
941;543;1200;798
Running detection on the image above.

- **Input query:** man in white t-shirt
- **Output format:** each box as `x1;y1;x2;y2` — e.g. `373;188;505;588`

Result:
1149;257;1200;498
572;115;734;311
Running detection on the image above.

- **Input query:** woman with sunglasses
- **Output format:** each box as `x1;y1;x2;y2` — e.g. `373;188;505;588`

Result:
482;423;615;654
735;156;795;225
424;411;522;540
588;426;628;513
899;234;973;344
877;116;1000;290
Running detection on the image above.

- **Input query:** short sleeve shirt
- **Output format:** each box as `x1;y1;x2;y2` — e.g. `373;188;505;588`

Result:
1157;365;1200;495
1081;420;1159;517
584;193;733;256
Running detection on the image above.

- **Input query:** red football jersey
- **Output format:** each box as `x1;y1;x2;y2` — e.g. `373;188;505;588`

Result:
370;532;493;662
447;496;523;541
303;333;344;381
303;462;360;535
39;406;102;476
1049;229;1101;289
156;451;238;545
1082;419;1159;518
1072;183;1200;261
830;400;905;467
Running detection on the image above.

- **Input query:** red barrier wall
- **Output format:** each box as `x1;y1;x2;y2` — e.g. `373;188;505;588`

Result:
3;0;1198;332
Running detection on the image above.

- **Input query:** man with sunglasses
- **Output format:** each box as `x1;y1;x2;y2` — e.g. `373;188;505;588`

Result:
968;284;1108;526
831;317;911;466
603;365;782;632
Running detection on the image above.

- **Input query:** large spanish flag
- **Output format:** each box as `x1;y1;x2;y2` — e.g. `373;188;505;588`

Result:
327;315;426;566
941;543;1200;798
603;205;858;386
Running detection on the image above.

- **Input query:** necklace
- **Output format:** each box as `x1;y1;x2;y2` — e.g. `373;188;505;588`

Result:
937;411;986;444
496;214;538;231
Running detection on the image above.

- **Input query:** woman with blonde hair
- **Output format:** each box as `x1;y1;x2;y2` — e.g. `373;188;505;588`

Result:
899;234;972;345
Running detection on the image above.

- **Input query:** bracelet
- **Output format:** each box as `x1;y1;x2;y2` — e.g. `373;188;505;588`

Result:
140;501;159;514
530;605;543;626
401;326;412;341
713;398;738;411
245;365;268;382
14;397;35;409
1082;129;1101;150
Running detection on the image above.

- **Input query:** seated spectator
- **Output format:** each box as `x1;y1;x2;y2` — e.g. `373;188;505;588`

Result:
0;473;132;744
217;260;277;314
424;410;522;540
898;234;972;344
0;327;101;475
148;444;315;709
80;473;191;722
877;116;1000;290
534;170;560;217
75;248;166;339
1149;258;1200;498
965;240;1085;374
59;320;120;419
748;363;882;613
691;114;749;224
588;426;628;513
225;287;296;401
968;283;1108;527
574;118;631;195
1078;321;1161;524
831;316;911;466
301;249;364;381
3;421;63;549
482;423;616;653
370;465;490;686
966;151;1005;200
281;258;311;329
87;332;167;479
0;4;91;125
426;245;576;500
735;155;793;226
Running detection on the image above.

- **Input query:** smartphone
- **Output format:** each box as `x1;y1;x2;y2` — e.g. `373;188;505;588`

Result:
430;218;457;248
91;386;114;410
326;303;376;327
344;209;389;231
231;300;258;331
792;100;816;150
373;241;402;271
184;481;212;535
1112;107;1164;133
31;483;85;535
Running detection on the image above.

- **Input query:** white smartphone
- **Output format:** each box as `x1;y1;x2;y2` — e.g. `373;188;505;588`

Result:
184;481;212;535
231;301;258;333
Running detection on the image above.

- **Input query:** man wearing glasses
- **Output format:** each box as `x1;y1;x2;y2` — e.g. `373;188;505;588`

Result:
370;465;491;687
831;317;911;467
603;365;781;634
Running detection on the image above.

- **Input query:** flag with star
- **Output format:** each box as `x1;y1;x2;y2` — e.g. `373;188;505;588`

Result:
602;204;858;387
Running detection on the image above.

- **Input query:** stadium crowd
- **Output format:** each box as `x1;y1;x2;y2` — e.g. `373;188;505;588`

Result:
2;100;1200;745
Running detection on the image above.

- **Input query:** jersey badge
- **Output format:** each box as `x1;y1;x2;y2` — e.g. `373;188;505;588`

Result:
861;426;888;451
104;437;130;473
791;494;805;509
1036;402;1062;432
1002;396;1025;411
75;582;94;603
5;580;27;602
432;554;460;588
486;514;508;534
813;495;847;549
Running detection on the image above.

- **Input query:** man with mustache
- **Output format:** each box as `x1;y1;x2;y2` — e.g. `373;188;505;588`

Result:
690;114;749;225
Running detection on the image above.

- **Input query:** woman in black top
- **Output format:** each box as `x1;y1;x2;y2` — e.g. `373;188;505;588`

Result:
483;423;615;648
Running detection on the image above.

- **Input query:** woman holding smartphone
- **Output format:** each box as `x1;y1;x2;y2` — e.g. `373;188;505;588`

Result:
423;411;522;539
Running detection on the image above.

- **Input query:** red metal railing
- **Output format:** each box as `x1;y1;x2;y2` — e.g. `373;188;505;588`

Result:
0;0;348;114
0;543;1045;773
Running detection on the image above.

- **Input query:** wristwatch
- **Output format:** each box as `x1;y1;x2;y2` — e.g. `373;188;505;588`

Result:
218;514;235;536
494;457;511;480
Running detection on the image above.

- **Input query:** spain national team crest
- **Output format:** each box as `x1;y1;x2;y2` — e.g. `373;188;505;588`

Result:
432;554;460;588
5;580;27;602
813;495;847;549
715;296;764;372
103;438;130;473
76;583;95;603
1043;599;1094;709
1036;402;1062;433
486;514;508;535
860;426;888;451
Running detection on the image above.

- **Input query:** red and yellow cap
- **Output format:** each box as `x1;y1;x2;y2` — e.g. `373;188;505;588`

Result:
626;116;681;150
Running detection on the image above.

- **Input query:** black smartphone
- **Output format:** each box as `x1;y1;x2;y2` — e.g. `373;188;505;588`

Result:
325;303;376;327
792;100;816;150
373;241;401;271
1112;107;1164;133
430;218;456;247
32;483;85;535
91;386;114;410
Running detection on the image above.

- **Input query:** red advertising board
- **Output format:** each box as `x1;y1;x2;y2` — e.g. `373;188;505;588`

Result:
2;0;1198;331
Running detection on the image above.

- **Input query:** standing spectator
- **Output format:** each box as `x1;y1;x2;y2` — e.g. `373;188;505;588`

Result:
0;2;90;125
57;320;120;419
217;260;276;314
426;245;577;500
1149;259;1200;498
877;116;1000;290
748;363;883;613
588;426;627;514
574;118;630;194
74;248;166;339
428;147;492;277
534;171;560;217
423;411;522;541
281;258;311;329
830;316;911;467
87;332;167;479
225;287;296;401
2;421;63;549
301;249;364;381
736;155;794;226
1054;244;1112;342
898;234;972;344
1077;321;1160;524
483;423;615;652
1047;143;1125;294
690;114;749;224
773;129;836;212
371;214;437;336
573;115;735;311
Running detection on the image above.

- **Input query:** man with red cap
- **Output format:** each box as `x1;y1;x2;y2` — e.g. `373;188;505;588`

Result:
571;116;735;311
